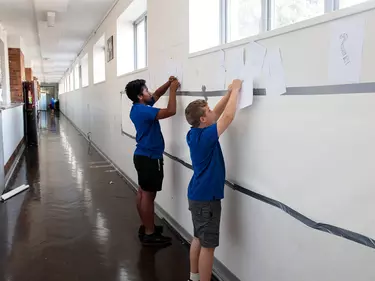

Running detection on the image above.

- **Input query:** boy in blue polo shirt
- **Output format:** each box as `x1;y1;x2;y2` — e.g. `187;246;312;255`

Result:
126;77;180;246
184;79;242;281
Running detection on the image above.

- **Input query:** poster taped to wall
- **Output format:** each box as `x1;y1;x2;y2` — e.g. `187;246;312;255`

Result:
328;16;365;84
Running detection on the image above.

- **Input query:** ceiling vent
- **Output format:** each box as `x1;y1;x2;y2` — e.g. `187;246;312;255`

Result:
47;12;56;27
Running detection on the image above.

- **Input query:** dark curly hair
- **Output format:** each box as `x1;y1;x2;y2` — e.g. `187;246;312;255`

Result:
125;79;146;103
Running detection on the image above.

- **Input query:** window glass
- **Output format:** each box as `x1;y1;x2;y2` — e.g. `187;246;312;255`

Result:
136;19;147;69
189;0;221;52
227;0;262;42
273;0;324;29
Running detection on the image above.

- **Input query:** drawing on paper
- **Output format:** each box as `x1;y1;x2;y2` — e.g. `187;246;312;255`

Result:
339;33;350;65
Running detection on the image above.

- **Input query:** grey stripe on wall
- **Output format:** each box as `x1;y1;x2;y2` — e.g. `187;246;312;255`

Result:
175;82;375;97
121;129;375;250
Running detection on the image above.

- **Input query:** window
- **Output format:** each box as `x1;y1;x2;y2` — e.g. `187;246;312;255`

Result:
134;15;147;70
189;0;360;53
117;0;147;76
93;35;106;84
69;72;74;91
74;64;80;90
273;0;325;29
81;54;89;87
227;0;262;42
340;0;369;8
189;0;221;53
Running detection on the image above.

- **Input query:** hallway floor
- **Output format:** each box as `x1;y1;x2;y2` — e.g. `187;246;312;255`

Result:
0;112;190;281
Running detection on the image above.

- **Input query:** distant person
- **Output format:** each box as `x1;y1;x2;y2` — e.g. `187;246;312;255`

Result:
50;98;55;114
125;76;180;246
184;79;242;281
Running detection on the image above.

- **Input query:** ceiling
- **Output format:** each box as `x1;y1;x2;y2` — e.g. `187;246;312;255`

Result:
0;0;116;83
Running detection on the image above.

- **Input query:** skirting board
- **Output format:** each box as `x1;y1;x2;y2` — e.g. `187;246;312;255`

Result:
4;143;26;189
62;113;240;281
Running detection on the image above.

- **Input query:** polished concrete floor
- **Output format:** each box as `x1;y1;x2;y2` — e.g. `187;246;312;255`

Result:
0;112;190;281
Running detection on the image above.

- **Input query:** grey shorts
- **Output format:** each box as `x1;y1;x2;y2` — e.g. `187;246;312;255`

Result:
189;200;222;248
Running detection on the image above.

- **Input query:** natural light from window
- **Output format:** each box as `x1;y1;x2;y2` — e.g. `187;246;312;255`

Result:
69;72;74;91
189;0;221;53
74;64;80;90
135;17;147;69
81;54;89;87
227;0;262;42
273;0;324;29
340;0;369;8
117;0;147;76
93;35;106;84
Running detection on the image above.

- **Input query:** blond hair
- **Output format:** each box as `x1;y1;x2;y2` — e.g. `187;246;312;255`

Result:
185;99;207;128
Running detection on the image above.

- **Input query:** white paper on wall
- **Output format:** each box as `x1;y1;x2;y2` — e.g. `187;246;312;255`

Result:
224;47;245;88
165;58;184;85
149;50;182;91
265;48;286;96
186;50;226;91
328;17;365;84
236;63;254;110
245;42;267;88
237;75;254;110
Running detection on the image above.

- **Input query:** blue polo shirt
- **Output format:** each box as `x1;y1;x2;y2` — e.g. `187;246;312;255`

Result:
130;99;164;159
187;123;225;201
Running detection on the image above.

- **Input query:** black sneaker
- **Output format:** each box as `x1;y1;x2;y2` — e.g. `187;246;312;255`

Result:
142;232;172;246
138;225;164;241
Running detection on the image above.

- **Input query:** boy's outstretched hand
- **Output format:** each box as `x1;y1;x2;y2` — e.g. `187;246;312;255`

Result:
169;76;177;83
232;79;242;91
170;79;180;92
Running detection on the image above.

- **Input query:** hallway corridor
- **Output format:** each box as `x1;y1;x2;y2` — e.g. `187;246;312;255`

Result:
0;112;190;281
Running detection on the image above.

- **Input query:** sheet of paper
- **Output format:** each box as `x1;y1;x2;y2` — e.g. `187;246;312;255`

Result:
237;66;254;110
188;50;225;91
328;17;365;84
265;48;286;96
224;47;245;88
245;42;267;88
166;58;183;81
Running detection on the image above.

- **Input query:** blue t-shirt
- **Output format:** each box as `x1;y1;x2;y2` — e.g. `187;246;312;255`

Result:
187;123;225;201
130;99;164;159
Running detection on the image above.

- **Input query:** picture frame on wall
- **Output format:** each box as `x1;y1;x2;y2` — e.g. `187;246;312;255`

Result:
107;36;114;62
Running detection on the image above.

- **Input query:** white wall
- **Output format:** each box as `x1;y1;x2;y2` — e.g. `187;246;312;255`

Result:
2;105;24;164
60;1;375;280
0;24;11;105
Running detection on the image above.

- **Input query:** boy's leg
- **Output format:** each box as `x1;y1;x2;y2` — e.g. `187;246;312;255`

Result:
135;156;170;245
199;247;215;281
140;189;157;234
190;237;201;281
189;200;222;281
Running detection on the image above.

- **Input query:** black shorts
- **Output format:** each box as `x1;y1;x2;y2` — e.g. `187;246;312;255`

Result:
133;155;164;192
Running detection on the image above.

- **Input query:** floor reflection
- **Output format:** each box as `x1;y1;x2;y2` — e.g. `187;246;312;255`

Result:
0;111;190;281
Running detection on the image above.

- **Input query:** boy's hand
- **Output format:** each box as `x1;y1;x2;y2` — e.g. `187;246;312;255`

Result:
232;79;242;90
228;84;233;92
170;80;180;92
169;76;177;83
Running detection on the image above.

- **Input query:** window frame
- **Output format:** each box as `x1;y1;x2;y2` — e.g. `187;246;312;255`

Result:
133;12;148;70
